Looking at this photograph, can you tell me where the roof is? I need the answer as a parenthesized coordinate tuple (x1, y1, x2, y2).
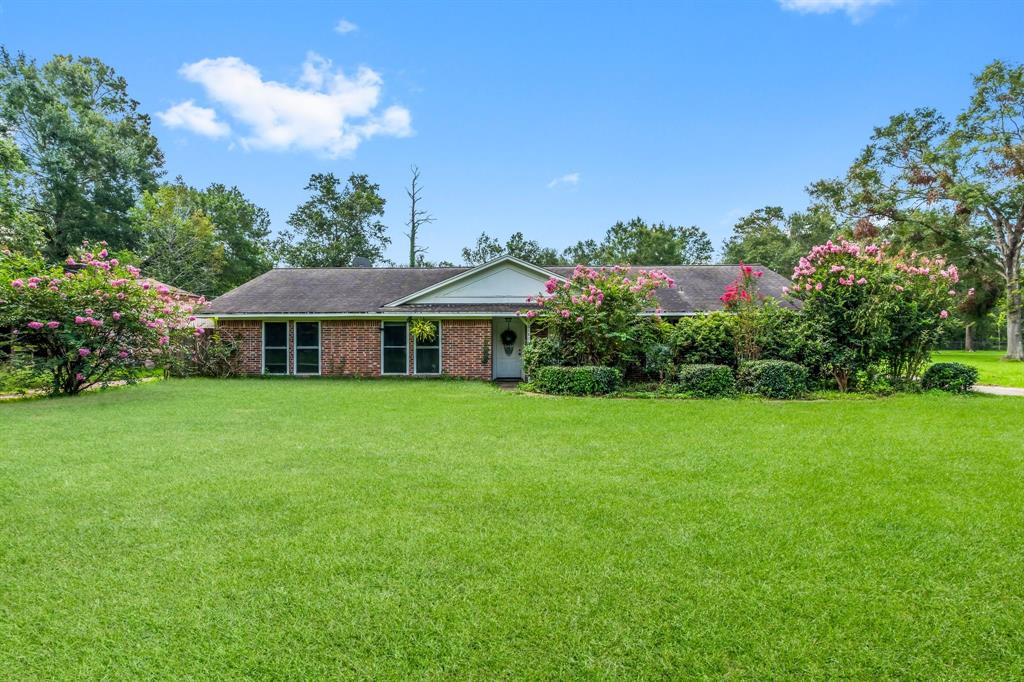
(200, 258, 794, 316)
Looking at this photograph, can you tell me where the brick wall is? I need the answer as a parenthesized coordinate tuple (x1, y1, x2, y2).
(322, 320, 381, 376)
(217, 320, 262, 375)
(442, 319, 492, 379)
(215, 318, 493, 380)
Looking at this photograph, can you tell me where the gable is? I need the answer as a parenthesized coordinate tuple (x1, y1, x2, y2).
(404, 262, 553, 304)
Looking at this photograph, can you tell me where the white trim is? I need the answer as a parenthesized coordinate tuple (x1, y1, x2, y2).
(261, 321, 289, 375)
(383, 255, 566, 307)
(380, 321, 409, 376)
(293, 320, 321, 376)
(413, 320, 442, 375)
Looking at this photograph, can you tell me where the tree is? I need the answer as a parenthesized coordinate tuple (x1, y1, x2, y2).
(198, 184, 273, 292)
(563, 218, 713, 265)
(0, 50, 163, 260)
(129, 182, 224, 295)
(0, 136, 43, 253)
(809, 60, 1024, 359)
(274, 173, 390, 267)
(405, 165, 434, 267)
(461, 231, 564, 265)
(0, 244, 195, 395)
(721, 206, 834, 273)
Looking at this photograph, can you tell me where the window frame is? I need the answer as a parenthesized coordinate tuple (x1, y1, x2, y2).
(262, 321, 289, 375)
(293, 320, 321, 376)
(380, 321, 409, 375)
(413, 320, 442, 375)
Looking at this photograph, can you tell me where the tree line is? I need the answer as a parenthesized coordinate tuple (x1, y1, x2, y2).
(2, 48, 1022, 356)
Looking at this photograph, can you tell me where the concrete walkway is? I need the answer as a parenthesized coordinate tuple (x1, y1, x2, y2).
(973, 384, 1024, 397)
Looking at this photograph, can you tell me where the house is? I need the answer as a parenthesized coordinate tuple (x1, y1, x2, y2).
(198, 256, 792, 380)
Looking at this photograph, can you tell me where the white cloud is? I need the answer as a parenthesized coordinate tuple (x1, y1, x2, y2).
(335, 18, 358, 34)
(174, 53, 412, 157)
(156, 100, 230, 138)
(778, 0, 890, 22)
(547, 172, 580, 189)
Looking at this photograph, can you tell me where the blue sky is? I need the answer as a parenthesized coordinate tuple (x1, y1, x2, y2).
(2, 0, 1023, 264)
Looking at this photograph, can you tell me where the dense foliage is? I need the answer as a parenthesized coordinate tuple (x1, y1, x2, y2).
(921, 362, 980, 394)
(738, 360, 809, 399)
(531, 365, 622, 395)
(522, 265, 674, 370)
(787, 240, 959, 390)
(0, 244, 197, 394)
(676, 364, 736, 398)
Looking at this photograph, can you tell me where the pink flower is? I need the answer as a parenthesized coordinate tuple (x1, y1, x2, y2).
(118, 351, 129, 359)
(141, 282, 151, 290)
(159, 336, 169, 346)
(26, 321, 44, 330)
(157, 285, 169, 295)
(78, 348, 91, 357)
(560, 309, 571, 318)
(75, 373, 85, 382)
(194, 328, 205, 336)
(10, 279, 23, 288)
(948, 289, 956, 296)
(99, 249, 108, 258)
(89, 318, 103, 327)
(815, 282, 823, 291)
(75, 316, 86, 325)
(112, 311, 122, 321)
(46, 321, 60, 329)
(856, 278, 867, 285)
(939, 310, 949, 319)
(65, 257, 76, 266)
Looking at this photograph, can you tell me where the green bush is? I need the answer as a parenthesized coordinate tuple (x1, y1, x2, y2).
(738, 360, 808, 399)
(532, 365, 622, 396)
(677, 364, 736, 398)
(522, 336, 562, 378)
(921, 362, 979, 394)
(671, 313, 738, 367)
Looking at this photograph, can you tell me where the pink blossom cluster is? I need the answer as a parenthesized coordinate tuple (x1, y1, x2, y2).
(522, 265, 674, 321)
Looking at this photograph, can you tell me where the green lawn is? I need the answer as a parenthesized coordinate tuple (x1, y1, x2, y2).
(2, 380, 1023, 679)
(932, 350, 1024, 388)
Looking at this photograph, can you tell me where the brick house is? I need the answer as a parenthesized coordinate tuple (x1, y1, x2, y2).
(199, 256, 791, 380)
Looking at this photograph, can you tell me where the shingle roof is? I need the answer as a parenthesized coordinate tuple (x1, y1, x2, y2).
(201, 263, 793, 315)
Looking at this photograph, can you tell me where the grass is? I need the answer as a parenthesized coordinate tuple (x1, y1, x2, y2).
(932, 350, 1024, 388)
(2, 379, 1023, 679)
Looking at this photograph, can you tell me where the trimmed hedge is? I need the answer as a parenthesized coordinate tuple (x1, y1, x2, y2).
(738, 360, 808, 399)
(677, 364, 736, 398)
(921, 362, 979, 394)
(532, 366, 622, 396)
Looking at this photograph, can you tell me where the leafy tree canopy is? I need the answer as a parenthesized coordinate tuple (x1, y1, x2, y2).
(461, 231, 563, 265)
(721, 206, 834, 274)
(563, 218, 713, 265)
(0, 49, 163, 260)
(274, 173, 390, 268)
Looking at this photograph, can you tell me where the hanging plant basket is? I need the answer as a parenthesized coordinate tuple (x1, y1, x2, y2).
(410, 319, 438, 343)
(500, 328, 517, 355)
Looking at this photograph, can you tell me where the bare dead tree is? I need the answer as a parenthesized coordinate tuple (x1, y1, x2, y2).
(405, 165, 435, 267)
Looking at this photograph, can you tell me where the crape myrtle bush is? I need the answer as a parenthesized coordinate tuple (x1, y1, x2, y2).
(921, 362, 979, 394)
(677, 364, 736, 398)
(0, 243, 202, 394)
(532, 365, 622, 396)
(521, 264, 674, 370)
(787, 240, 959, 391)
(738, 360, 809, 399)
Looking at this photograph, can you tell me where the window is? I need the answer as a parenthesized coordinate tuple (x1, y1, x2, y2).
(414, 321, 441, 375)
(381, 322, 408, 374)
(263, 322, 288, 375)
(295, 321, 320, 375)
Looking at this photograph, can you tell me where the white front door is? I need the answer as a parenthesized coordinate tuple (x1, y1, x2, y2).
(492, 318, 526, 379)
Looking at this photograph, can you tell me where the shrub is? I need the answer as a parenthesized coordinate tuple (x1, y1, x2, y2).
(677, 364, 736, 398)
(522, 265, 675, 371)
(738, 360, 808, 399)
(164, 331, 240, 378)
(787, 240, 959, 390)
(0, 243, 198, 394)
(921, 362, 979, 394)
(522, 336, 561, 378)
(671, 312, 737, 367)
(643, 341, 674, 381)
(532, 365, 622, 395)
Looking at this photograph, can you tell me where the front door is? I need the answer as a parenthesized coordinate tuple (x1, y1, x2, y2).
(492, 318, 526, 379)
